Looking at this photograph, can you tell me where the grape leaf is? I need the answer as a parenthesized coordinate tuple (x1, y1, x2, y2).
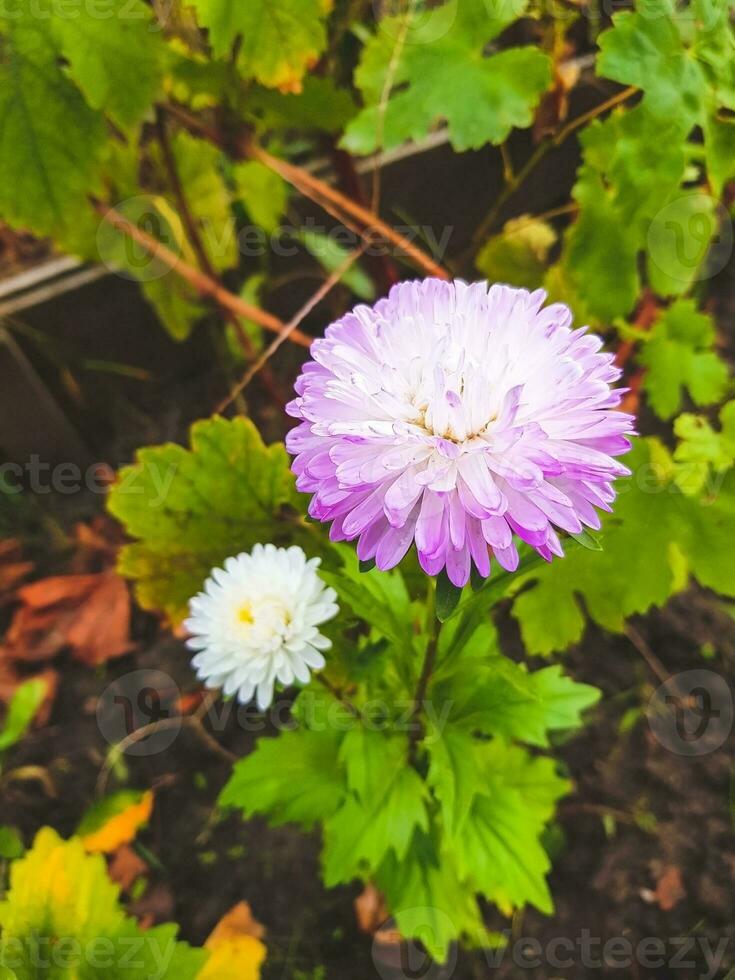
(107, 417, 303, 623)
(564, 166, 640, 321)
(191, 0, 329, 91)
(342, 0, 552, 153)
(673, 403, 735, 496)
(597, 0, 708, 128)
(640, 299, 728, 419)
(219, 728, 346, 828)
(0, 15, 105, 239)
(0, 828, 205, 978)
(511, 439, 735, 654)
(51, 0, 163, 129)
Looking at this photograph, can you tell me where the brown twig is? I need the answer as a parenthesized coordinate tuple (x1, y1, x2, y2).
(158, 102, 450, 281)
(248, 142, 451, 281)
(467, 85, 639, 256)
(216, 245, 367, 413)
(93, 200, 312, 348)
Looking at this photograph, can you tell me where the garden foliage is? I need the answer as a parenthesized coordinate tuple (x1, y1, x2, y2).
(1, 0, 734, 964)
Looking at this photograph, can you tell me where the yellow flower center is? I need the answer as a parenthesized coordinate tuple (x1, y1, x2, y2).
(237, 602, 255, 625)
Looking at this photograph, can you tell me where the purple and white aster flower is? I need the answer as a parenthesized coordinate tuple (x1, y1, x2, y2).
(286, 279, 635, 587)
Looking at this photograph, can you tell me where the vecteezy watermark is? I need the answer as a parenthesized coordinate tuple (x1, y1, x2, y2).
(0, 457, 177, 504)
(96, 670, 454, 756)
(648, 669, 733, 757)
(373, 908, 458, 980)
(95, 199, 454, 280)
(647, 193, 733, 287)
(0, 934, 178, 979)
(373, 924, 729, 980)
(97, 669, 182, 757)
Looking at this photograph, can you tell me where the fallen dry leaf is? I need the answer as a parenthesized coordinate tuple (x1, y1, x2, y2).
(108, 844, 149, 892)
(3, 569, 131, 666)
(82, 789, 154, 854)
(355, 883, 389, 935)
(200, 902, 267, 980)
(655, 865, 686, 911)
(206, 902, 266, 944)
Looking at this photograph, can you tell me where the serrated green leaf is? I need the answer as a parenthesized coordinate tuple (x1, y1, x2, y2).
(511, 438, 735, 654)
(245, 76, 357, 134)
(597, 2, 708, 128)
(51, 0, 162, 129)
(640, 299, 727, 419)
(376, 829, 487, 962)
(343, 0, 551, 154)
(191, 0, 328, 91)
(219, 728, 346, 828)
(107, 416, 303, 623)
(0, 15, 106, 239)
(323, 766, 428, 885)
(673, 403, 735, 496)
(564, 165, 640, 321)
(435, 662, 599, 747)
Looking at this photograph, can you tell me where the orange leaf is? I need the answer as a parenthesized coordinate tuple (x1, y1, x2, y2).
(82, 790, 154, 854)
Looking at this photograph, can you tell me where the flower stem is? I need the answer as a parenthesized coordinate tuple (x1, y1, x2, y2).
(408, 582, 441, 763)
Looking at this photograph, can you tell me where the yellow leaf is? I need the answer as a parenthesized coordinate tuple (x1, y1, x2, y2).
(198, 901, 266, 980)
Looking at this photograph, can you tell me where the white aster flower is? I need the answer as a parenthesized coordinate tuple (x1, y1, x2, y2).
(185, 544, 338, 711)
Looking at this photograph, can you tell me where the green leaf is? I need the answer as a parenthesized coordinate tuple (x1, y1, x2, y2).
(564, 165, 640, 321)
(220, 728, 346, 828)
(323, 767, 428, 884)
(673, 403, 735, 496)
(323, 731, 428, 884)
(245, 76, 357, 134)
(234, 161, 289, 234)
(435, 570, 463, 622)
(476, 216, 556, 290)
(426, 729, 487, 835)
(0, 679, 46, 755)
(597, 1, 708, 128)
(0, 828, 205, 978)
(191, 0, 329, 90)
(297, 228, 376, 302)
(51, 0, 162, 129)
(645, 191, 719, 297)
(0, 15, 106, 239)
(343, 0, 552, 154)
(321, 545, 415, 656)
(376, 829, 487, 962)
(511, 438, 735, 654)
(107, 416, 303, 623)
(0, 827, 24, 860)
(436, 662, 600, 747)
(154, 132, 238, 273)
(448, 743, 569, 917)
(640, 299, 728, 419)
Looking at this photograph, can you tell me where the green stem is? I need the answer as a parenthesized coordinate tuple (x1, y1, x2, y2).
(408, 581, 441, 763)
